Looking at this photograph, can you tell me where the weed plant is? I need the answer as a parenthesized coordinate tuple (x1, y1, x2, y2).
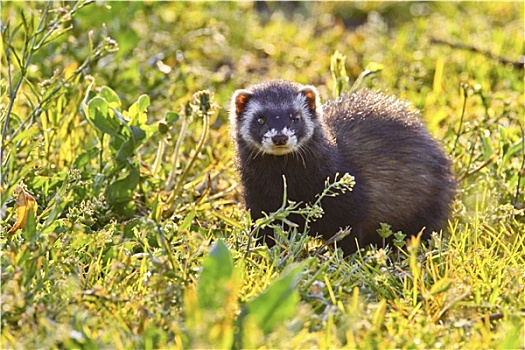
(1, 2, 524, 349)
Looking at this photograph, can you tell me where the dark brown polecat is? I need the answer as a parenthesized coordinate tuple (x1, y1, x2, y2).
(230, 80, 456, 255)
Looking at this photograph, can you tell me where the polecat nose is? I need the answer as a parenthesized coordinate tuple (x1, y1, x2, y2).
(272, 134, 288, 146)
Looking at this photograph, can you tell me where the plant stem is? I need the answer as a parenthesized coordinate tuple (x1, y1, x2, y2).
(165, 113, 189, 191)
(166, 103, 211, 213)
(452, 83, 468, 156)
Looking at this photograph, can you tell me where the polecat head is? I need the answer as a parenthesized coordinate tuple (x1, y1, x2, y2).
(230, 80, 323, 156)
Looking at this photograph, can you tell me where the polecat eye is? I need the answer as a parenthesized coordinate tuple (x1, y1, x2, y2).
(291, 114, 301, 122)
(257, 117, 266, 125)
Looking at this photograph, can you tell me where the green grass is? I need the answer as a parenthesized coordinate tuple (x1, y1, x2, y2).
(1, 1, 524, 349)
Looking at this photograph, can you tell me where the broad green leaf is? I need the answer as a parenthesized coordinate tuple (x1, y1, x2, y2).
(115, 139, 135, 161)
(114, 126, 146, 161)
(111, 107, 128, 124)
(137, 94, 150, 113)
(241, 264, 303, 335)
(128, 94, 149, 126)
(73, 148, 99, 170)
(87, 97, 120, 136)
(105, 167, 140, 205)
(129, 125, 146, 144)
(165, 111, 179, 123)
(109, 132, 127, 157)
(197, 240, 234, 311)
(99, 86, 121, 108)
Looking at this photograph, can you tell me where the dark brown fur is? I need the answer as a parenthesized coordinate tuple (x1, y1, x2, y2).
(230, 80, 456, 254)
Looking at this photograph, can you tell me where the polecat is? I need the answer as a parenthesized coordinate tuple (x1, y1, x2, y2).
(230, 80, 456, 255)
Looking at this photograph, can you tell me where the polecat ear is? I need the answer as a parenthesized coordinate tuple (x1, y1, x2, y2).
(298, 86, 320, 112)
(232, 89, 254, 116)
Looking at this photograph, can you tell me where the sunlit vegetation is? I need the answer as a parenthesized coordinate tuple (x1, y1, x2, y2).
(1, 2, 523, 348)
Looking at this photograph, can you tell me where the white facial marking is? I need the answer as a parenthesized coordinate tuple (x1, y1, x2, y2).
(236, 99, 264, 147)
(261, 128, 278, 152)
(282, 127, 298, 146)
(259, 127, 299, 155)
